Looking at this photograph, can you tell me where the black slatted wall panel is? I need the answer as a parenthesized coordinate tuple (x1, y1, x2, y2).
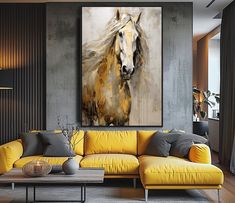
(0, 4, 46, 144)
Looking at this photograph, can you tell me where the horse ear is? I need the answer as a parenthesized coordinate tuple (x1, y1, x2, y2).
(116, 9, 120, 21)
(134, 12, 142, 24)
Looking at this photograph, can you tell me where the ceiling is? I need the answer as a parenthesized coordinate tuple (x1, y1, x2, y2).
(0, 0, 233, 41)
(192, 0, 233, 41)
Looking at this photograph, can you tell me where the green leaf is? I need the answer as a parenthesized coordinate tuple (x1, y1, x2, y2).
(207, 90, 211, 97)
(193, 87, 201, 94)
(215, 96, 220, 103)
(210, 101, 216, 106)
(203, 100, 213, 108)
(203, 91, 208, 99)
(200, 111, 207, 119)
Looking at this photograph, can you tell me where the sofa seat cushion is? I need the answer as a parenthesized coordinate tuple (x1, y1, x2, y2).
(80, 154, 139, 175)
(14, 155, 83, 168)
(139, 155, 224, 186)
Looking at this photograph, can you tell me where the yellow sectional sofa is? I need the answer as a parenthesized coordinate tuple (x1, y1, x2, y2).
(0, 130, 224, 202)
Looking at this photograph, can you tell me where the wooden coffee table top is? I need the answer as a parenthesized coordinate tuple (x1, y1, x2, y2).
(0, 168, 104, 184)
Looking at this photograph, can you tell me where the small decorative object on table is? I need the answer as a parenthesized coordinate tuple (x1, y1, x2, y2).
(62, 157, 79, 175)
(22, 160, 52, 177)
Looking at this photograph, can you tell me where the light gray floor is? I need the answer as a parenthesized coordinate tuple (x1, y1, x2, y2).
(0, 179, 210, 203)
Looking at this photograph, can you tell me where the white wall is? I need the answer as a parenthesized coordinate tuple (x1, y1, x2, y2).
(208, 39, 220, 118)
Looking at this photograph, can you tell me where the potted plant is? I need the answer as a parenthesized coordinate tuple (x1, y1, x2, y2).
(193, 87, 220, 120)
(57, 115, 83, 150)
(193, 87, 220, 137)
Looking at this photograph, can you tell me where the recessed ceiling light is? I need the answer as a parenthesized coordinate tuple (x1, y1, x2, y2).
(206, 0, 216, 8)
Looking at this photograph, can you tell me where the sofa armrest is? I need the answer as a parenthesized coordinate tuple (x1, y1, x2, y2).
(189, 144, 211, 164)
(0, 139, 23, 174)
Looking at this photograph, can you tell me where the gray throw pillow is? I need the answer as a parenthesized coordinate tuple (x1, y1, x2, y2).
(40, 133, 75, 157)
(145, 132, 172, 157)
(170, 133, 208, 158)
(20, 132, 43, 157)
(170, 129, 186, 134)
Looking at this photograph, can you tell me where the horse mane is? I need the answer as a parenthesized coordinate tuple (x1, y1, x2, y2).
(82, 13, 149, 76)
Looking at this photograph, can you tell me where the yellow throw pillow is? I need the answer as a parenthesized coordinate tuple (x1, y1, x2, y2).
(0, 140, 23, 174)
(189, 144, 211, 164)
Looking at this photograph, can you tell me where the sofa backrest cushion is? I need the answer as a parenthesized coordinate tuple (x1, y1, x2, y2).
(137, 131, 156, 155)
(85, 131, 137, 155)
(71, 130, 85, 156)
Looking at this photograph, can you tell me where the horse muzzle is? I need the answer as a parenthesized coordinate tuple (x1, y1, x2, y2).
(121, 65, 135, 80)
(121, 73, 131, 80)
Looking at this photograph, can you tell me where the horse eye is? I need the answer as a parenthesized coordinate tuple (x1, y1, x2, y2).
(119, 32, 123, 38)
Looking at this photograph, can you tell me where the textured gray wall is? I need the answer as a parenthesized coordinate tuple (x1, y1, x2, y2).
(46, 4, 80, 128)
(46, 3, 193, 132)
(162, 4, 193, 132)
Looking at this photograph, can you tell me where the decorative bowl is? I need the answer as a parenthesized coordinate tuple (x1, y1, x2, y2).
(22, 160, 52, 177)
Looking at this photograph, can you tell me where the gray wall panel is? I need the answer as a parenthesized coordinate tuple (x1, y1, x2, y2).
(46, 4, 80, 129)
(162, 4, 193, 131)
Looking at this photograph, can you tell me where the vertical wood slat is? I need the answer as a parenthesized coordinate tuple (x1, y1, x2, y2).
(0, 4, 46, 144)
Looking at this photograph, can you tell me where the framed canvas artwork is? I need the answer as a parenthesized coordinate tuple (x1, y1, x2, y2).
(82, 7, 162, 126)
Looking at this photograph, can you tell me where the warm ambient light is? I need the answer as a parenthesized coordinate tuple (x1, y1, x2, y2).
(0, 87, 13, 90)
(0, 68, 13, 90)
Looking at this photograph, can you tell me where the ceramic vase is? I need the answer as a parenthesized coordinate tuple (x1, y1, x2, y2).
(62, 157, 79, 175)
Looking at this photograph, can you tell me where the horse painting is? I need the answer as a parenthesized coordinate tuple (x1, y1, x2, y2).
(82, 9, 149, 126)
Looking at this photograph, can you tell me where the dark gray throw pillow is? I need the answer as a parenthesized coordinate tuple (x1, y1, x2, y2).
(20, 132, 43, 157)
(39, 132, 75, 157)
(145, 132, 172, 157)
(170, 133, 208, 158)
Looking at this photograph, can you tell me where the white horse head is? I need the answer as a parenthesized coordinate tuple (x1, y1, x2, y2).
(115, 10, 142, 80)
